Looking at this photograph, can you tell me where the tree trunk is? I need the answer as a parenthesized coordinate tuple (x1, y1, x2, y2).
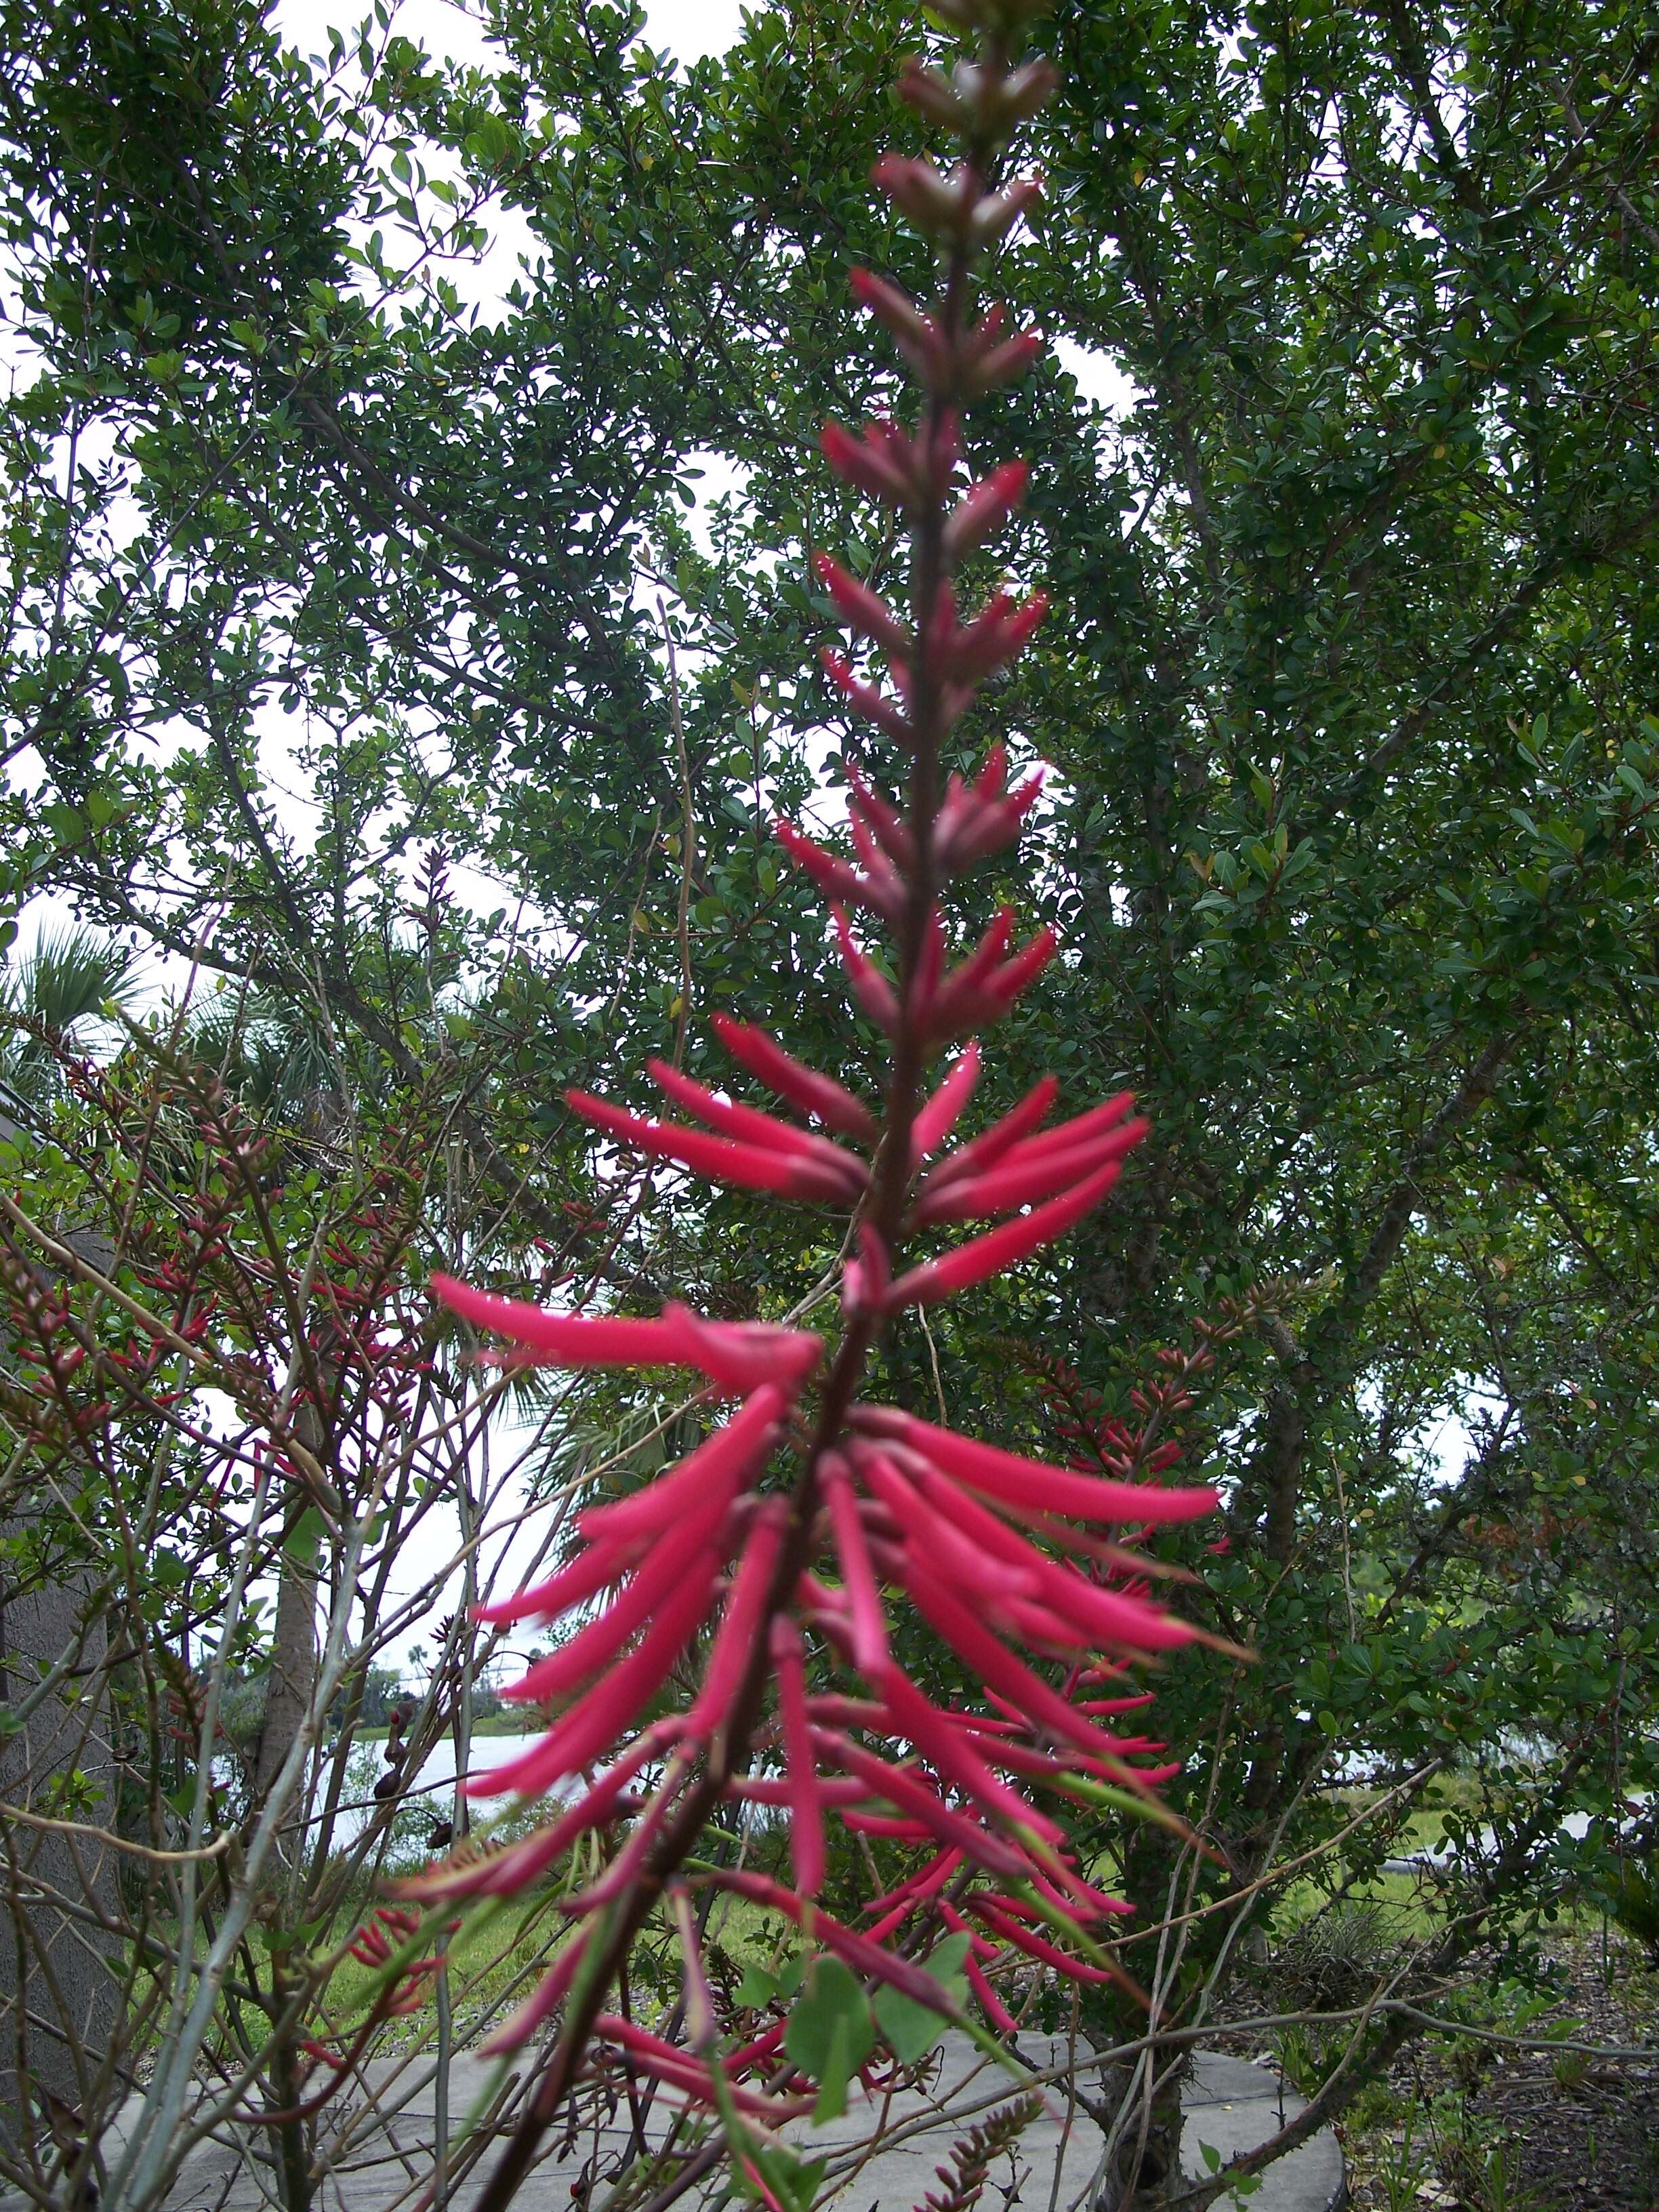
(0, 1568, 121, 2164)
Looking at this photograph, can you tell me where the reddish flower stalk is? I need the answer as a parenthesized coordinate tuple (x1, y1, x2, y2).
(422, 9, 1225, 2206)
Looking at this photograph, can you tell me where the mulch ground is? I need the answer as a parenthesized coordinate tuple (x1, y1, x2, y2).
(1334, 1925, 1659, 2212)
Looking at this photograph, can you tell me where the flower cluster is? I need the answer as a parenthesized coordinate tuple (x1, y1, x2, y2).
(416, 0, 1221, 2184)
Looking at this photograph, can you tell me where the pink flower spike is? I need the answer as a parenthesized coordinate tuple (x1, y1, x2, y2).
(686, 1501, 787, 1736)
(863, 1847, 962, 1920)
(912, 1042, 981, 1162)
(889, 1160, 1127, 1307)
(943, 461, 1029, 562)
(712, 1876, 975, 2012)
(401, 1727, 676, 1901)
(567, 1088, 863, 1204)
(772, 1615, 825, 1898)
(831, 907, 901, 1032)
(946, 907, 1015, 998)
(823, 1452, 890, 1673)
(899, 1558, 1134, 1761)
(579, 1384, 786, 1545)
(895, 1466, 1189, 1658)
(663, 1304, 824, 1398)
(911, 901, 948, 1025)
(855, 1406, 1220, 1526)
(728, 1773, 870, 1809)
(564, 1769, 684, 1913)
(822, 649, 915, 745)
(926, 1075, 1058, 1190)
(712, 1012, 877, 1141)
(914, 1119, 1149, 1224)
(966, 1901, 1116, 1984)
(467, 1559, 720, 1799)
(820, 419, 913, 506)
(996, 1091, 1139, 1168)
(870, 152, 972, 234)
(814, 552, 912, 657)
(595, 2018, 809, 2118)
(972, 175, 1044, 249)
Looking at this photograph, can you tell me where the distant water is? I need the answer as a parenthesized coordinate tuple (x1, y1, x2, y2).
(327, 1733, 557, 1849)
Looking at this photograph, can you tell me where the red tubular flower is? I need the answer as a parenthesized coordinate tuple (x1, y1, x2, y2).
(430, 1274, 823, 1400)
(775, 817, 904, 924)
(887, 1158, 1126, 1305)
(577, 1384, 788, 1546)
(481, 1931, 590, 2055)
(851, 1406, 1219, 1525)
(594, 2017, 811, 2118)
(823, 1452, 890, 1674)
(822, 647, 915, 745)
(878, 1660, 1063, 1840)
(567, 1086, 866, 1204)
(943, 459, 1029, 560)
(914, 1111, 1149, 1223)
(831, 907, 901, 1031)
(685, 1500, 788, 1735)
(939, 588, 1049, 682)
(971, 174, 1044, 248)
(821, 418, 912, 505)
(964, 1899, 1116, 1984)
(503, 1502, 730, 1707)
(849, 266, 948, 381)
(870, 152, 975, 234)
(819, 1731, 1035, 1876)
(840, 1221, 893, 1318)
(716, 1870, 971, 2013)
(402, 1729, 676, 1902)
(814, 551, 912, 657)
(924, 920, 1057, 1037)
(771, 1614, 825, 1897)
(346, 1908, 447, 2016)
(846, 758, 916, 870)
(469, 1562, 722, 1801)
(471, 1536, 636, 1631)
(711, 1010, 877, 1140)
(927, 1072, 1059, 1186)
(647, 1057, 869, 1170)
(912, 1042, 981, 1161)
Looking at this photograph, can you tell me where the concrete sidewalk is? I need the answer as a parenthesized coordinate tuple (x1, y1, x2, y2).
(102, 2033, 1340, 2212)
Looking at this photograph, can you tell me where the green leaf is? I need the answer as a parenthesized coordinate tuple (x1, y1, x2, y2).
(869, 1944, 966, 2066)
(741, 2142, 828, 2212)
(872, 1982, 949, 2064)
(785, 1956, 872, 2123)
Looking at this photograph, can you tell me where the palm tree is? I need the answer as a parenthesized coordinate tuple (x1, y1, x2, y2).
(0, 922, 137, 1136)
